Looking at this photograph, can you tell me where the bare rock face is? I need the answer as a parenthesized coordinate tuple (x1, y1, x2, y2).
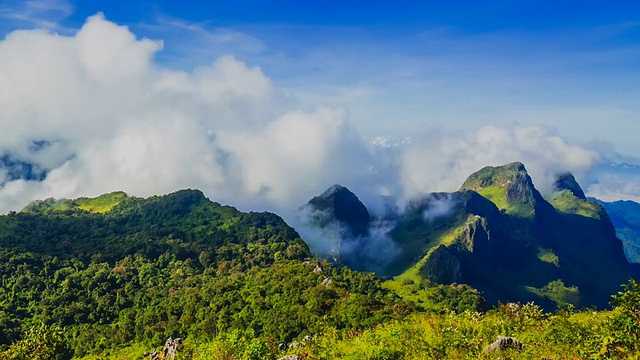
(278, 356, 299, 360)
(145, 337, 182, 359)
(483, 336, 524, 352)
(420, 245, 461, 284)
(163, 337, 182, 358)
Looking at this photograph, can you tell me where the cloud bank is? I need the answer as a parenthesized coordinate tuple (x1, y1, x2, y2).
(0, 14, 638, 219)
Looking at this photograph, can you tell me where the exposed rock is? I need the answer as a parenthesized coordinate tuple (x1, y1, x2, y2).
(321, 277, 332, 287)
(144, 350, 160, 360)
(163, 337, 182, 359)
(483, 336, 524, 352)
(303, 335, 313, 342)
(420, 245, 461, 284)
(313, 266, 323, 274)
(278, 356, 299, 360)
(288, 341, 301, 349)
(278, 342, 288, 351)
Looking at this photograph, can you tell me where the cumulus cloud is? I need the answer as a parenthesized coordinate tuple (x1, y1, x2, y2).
(398, 126, 602, 202)
(0, 13, 382, 214)
(0, 12, 637, 224)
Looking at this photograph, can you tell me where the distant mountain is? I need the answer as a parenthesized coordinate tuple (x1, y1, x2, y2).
(300, 184, 374, 270)
(304, 184, 371, 238)
(592, 198, 640, 264)
(302, 162, 636, 309)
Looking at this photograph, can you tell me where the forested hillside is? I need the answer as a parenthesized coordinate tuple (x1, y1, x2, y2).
(0, 190, 409, 357)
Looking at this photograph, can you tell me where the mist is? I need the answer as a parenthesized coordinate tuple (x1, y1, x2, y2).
(292, 205, 399, 273)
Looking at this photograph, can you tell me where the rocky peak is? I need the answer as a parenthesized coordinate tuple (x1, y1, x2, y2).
(305, 184, 371, 237)
(553, 173, 586, 199)
(460, 162, 543, 217)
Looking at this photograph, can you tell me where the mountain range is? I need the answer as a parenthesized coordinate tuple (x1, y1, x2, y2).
(592, 198, 640, 265)
(1, 166, 640, 357)
(301, 162, 638, 309)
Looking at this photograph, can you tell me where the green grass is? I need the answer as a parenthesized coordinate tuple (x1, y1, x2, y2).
(21, 191, 129, 214)
(72, 192, 128, 213)
(78, 343, 149, 359)
(460, 162, 536, 218)
(547, 190, 603, 219)
(537, 248, 560, 267)
(525, 279, 580, 307)
(391, 216, 470, 284)
(475, 185, 534, 218)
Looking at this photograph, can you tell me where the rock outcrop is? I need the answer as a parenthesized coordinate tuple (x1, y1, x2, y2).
(483, 336, 524, 352)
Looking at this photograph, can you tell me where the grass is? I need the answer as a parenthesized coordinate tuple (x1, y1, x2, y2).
(537, 248, 560, 267)
(78, 343, 149, 359)
(475, 184, 534, 218)
(547, 190, 603, 219)
(525, 279, 580, 307)
(384, 215, 481, 307)
(72, 192, 128, 213)
(390, 215, 471, 283)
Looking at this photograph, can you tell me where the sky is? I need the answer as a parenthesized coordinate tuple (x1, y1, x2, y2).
(0, 0, 639, 216)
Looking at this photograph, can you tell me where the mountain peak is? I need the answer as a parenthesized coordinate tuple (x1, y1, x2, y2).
(319, 184, 351, 198)
(553, 173, 586, 199)
(460, 162, 541, 217)
(305, 184, 371, 237)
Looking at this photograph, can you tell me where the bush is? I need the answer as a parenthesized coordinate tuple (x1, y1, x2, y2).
(0, 324, 72, 360)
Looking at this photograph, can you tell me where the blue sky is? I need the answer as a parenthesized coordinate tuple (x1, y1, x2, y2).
(0, 0, 639, 210)
(51, 0, 640, 150)
(2, 1, 639, 147)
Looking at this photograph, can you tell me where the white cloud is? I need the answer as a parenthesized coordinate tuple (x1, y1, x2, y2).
(398, 126, 601, 202)
(0, 14, 379, 214)
(0, 13, 637, 220)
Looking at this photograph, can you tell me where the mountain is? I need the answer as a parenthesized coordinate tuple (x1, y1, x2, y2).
(304, 184, 371, 238)
(0, 189, 406, 357)
(593, 198, 640, 264)
(303, 162, 635, 309)
(299, 184, 374, 270)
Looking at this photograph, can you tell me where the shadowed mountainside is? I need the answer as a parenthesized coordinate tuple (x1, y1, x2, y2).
(303, 162, 635, 309)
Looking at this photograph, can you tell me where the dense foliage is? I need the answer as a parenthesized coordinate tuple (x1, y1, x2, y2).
(9, 280, 636, 359)
(0, 190, 406, 357)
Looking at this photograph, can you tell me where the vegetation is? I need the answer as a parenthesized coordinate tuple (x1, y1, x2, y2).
(548, 190, 605, 219)
(459, 162, 536, 217)
(0, 181, 638, 359)
(3, 281, 640, 359)
(0, 190, 406, 358)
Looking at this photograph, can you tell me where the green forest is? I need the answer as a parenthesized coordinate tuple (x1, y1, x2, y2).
(0, 190, 638, 359)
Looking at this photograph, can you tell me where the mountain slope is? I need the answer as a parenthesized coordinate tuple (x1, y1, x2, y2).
(593, 198, 640, 264)
(303, 163, 635, 309)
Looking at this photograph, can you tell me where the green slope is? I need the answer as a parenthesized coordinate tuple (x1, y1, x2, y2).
(380, 164, 635, 310)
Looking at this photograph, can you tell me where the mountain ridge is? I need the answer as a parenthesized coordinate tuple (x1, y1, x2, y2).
(303, 162, 636, 309)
